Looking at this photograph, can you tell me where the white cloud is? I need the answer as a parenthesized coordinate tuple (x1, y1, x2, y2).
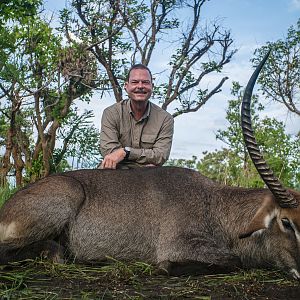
(290, 0, 300, 10)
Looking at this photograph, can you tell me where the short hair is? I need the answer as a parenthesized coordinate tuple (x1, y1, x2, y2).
(126, 64, 153, 82)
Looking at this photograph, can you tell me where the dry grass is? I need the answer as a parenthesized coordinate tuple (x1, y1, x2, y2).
(0, 259, 298, 299)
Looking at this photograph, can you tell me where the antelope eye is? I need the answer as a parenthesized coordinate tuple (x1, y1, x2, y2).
(281, 218, 294, 231)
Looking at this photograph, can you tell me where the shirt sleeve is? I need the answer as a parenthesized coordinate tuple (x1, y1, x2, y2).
(99, 107, 123, 157)
(129, 114, 174, 166)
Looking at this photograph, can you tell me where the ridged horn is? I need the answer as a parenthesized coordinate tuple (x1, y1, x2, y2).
(241, 49, 298, 208)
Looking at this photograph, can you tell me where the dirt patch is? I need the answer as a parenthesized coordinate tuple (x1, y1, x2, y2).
(0, 260, 299, 299)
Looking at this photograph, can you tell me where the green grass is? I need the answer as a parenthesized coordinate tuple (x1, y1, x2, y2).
(0, 259, 297, 299)
(0, 259, 154, 299)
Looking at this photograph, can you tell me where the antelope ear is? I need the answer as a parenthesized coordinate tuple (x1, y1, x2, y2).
(239, 196, 278, 239)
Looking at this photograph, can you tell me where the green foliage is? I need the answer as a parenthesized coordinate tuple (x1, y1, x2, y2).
(170, 83, 300, 189)
(197, 84, 300, 188)
(60, 0, 134, 92)
(0, 185, 17, 207)
(215, 82, 264, 153)
(23, 153, 44, 184)
(253, 18, 300, 116)
(0, 1, 100, 185)
(0, 0, 43, 72)
(165, 156, 198, 169)
(0, 0, 42, 24)
(56, 109, 101, 169)
(198, 148, 250, 186)
(63, 0, 236, 115)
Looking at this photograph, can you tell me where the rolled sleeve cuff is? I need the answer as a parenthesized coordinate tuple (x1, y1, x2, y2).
(128, 148, 168, 166)
(128, 148, 144, 161)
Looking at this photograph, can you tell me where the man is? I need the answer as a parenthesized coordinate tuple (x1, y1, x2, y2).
(99, 64, 174, 169)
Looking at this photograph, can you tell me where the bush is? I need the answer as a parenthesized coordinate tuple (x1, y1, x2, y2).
(0, 185, 16, 208)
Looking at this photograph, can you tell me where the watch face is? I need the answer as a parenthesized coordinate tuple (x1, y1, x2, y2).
(124, 147, 130, 160)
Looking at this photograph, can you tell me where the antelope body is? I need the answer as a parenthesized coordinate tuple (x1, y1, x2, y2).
(0, 167, 300, 279)
(0, 51, 300, 279)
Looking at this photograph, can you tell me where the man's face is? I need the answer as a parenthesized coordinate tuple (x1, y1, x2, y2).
(125, 68, 153, 103)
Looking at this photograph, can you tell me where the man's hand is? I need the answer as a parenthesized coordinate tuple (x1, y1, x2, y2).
(100, 148, 126, 169)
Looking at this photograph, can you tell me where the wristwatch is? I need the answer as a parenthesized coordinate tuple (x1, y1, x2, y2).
(124, 147, 131, 160)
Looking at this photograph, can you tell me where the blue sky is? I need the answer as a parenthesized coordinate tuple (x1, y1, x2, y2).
(170, 0, 300, 158)
(44, 0, 300, 159)
(204, 0, 300, 44)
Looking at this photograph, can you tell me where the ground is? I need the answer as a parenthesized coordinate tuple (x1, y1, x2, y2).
(0, 259, 300, 299)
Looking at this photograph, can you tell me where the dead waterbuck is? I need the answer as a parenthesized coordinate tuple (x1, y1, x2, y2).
(0, 52, 300, 279)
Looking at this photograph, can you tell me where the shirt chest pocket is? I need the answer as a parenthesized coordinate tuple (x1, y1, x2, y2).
(141, 134, 157, 149)
(119, 129, 131, 147)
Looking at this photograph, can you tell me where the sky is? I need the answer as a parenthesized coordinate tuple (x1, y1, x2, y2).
(44, 0, 300, 159)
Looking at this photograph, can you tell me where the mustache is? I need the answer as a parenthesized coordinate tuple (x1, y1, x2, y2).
(133, 89, 147, 94)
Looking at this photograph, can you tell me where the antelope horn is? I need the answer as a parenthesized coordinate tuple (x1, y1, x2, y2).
(241, 49, 298, 208)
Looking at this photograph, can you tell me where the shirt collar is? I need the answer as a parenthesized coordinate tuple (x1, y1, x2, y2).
(127, 100, 151, 121)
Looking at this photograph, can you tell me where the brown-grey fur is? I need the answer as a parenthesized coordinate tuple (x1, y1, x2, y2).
(2, 51, 299, 279)
(1, 167, 300, 279)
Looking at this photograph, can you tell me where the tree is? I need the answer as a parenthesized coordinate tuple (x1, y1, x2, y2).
(61, 0, 237, 117)
(56, 109, 101, 170)
(0, 0, 43, 186)
(0, 1, 99, 186)
(196, 82, 300, 188)
(168, 82, 300, 189)
(165, 155, 198, 169)
(253, 18, 300, 117)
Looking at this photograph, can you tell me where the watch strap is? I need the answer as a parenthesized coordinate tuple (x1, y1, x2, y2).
(124, 147, 130, 160)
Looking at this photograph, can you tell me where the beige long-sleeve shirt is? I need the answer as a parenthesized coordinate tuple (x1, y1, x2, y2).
(100, 100, 174, 167)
